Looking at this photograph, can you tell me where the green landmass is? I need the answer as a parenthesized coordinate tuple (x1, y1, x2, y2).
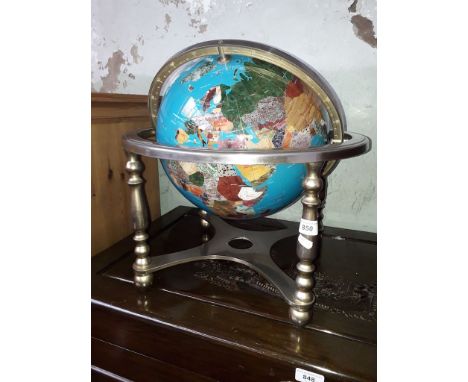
(221, 59, 292, 130)
(184, 119, 197, 134)
(189, 171, 204, 186)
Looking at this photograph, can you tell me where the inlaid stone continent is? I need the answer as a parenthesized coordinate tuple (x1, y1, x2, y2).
(156, 54, 332, 219)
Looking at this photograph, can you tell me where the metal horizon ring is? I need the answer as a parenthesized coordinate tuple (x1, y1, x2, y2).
(123, 128, 371, 165)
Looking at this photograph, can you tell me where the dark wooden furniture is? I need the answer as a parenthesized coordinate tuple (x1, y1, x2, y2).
(92, 207, 376, 381)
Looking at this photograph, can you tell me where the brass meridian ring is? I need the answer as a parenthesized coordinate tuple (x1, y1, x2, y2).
(148, 39, 347, 175)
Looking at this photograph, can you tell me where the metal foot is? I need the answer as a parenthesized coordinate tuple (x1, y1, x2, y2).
(126, 153, 153, 290)
(290, 162, 324, 326)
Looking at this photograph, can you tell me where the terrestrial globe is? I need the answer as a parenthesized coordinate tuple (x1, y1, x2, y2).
(153, 42, 345, 219)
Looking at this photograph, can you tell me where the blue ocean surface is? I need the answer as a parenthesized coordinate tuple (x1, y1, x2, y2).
(157, 54, 253, 147)
(156, 54, 313, 218)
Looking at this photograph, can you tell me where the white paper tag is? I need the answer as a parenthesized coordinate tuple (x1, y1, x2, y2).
(299, 219, 318, 236)
(295, 368, 324, 382)
(298, 234, 313, 249)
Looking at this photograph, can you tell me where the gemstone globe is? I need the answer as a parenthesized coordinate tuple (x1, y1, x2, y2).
(156, 54, 331, 219)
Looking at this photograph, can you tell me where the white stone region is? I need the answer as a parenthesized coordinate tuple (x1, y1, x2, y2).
(238, 187, 263, 201)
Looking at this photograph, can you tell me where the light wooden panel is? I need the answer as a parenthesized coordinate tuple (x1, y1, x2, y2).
(91, 93, 160, 256)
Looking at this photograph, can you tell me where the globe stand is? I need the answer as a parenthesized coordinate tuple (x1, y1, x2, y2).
(123, 128, 370, 326)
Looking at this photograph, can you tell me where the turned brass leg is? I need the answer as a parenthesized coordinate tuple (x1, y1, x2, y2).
(126, 153, 153, 289)
(290, 162, 324, 326)
(198, 209, 210, 243)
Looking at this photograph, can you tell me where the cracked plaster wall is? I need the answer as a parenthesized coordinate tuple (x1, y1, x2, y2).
(92, 0, 377, 232)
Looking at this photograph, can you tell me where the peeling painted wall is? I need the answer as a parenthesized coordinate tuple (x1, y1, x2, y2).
(92, 0, 377, 232)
